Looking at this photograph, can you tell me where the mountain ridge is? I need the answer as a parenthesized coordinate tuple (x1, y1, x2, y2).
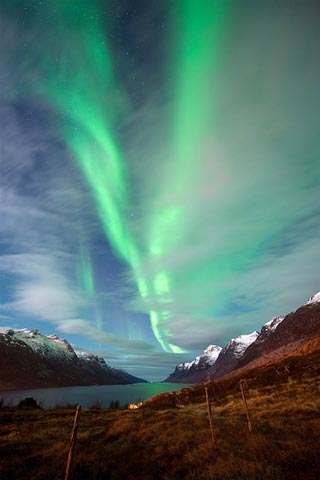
(0, 328, 146, 390)
(165, 292, 320, 384)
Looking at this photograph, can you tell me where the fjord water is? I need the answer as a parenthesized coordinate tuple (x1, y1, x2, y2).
(0, 383, 191, 408)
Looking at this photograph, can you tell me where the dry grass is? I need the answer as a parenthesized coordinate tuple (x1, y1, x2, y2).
(0, 375, 319, 479)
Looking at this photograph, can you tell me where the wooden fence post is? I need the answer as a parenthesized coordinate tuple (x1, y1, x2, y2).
(205, 383, 217, 453)
(239, 380, 252, 433)
(65, 405, 81, 480)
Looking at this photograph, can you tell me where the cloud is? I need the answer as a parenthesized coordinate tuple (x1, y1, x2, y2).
(58, 318, 155, 352)
(0, 93, 90, 324)
(82, 347, 190, 382)
(0, 27, 96, 333)
(0, 253, 83, 318)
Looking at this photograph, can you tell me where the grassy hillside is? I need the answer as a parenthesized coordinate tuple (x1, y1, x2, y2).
(0, 372, 319, 479)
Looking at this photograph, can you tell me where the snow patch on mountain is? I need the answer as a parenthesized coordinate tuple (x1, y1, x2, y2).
(305, 292, 320, 305)
(262, 316, 284, 334)
(1, 329, 116, 373)
(77, 351, 110, 369)
(225, 331, 259, 356)
(3, 328, 76, 360)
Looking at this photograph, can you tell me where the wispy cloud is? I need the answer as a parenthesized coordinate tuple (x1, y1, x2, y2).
(83, 347, 189, 382)
(0, 23, 94, 334)
(58, 318, 155, 352)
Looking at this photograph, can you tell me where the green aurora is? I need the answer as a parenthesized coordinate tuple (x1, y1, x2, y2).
(18, 0, 232, 353)
(146, 1, 231, 349)
(36, 0, 175, 351)
(2, 0, 320, 365)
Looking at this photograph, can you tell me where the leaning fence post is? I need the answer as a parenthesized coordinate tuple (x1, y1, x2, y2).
(239, 379, 252, 432)
(205, 383, 217, 453)
(65, 405, 81, 480)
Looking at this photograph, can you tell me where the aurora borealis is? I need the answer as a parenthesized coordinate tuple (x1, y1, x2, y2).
(1, 1, 320, 380)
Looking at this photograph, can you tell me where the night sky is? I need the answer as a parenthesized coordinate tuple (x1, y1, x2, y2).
(1, 0, 320, 381)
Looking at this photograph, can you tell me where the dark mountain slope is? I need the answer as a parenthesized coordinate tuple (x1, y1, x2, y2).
(0, 329, 146, 390)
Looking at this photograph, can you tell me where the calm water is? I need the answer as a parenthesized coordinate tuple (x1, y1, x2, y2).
(0, 383, 191, 409)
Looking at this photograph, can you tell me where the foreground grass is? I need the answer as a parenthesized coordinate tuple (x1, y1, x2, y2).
(0, 375, 319, 479)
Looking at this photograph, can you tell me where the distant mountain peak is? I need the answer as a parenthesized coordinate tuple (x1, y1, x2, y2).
(261, 316, 284, 335)
(194, 344, 222, 365)
(174, 344, 222, 376)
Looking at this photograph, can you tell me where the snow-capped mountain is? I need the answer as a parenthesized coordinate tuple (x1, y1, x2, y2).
(165, 334, 258, 383)
(222, 332, 259, 357)
(12, 329, 76, 359)
(166, 345, 222, 382)
(0, 329, 146, 390)
(178, 345, 222, 371)
(208, 331, 259, 379)
(165, 292, 320, 384)
(237, 296, 320, 369)
(260, 316, 285, 335)
(232, 316, 284, 369)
